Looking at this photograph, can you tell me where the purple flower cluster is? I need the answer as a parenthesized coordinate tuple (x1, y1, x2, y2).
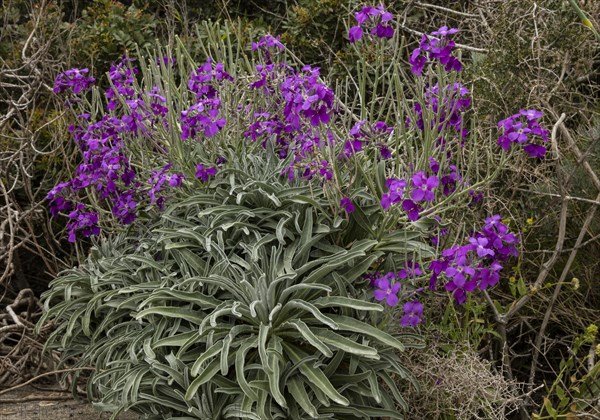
(281, 65, 335, 128)
(53, 68, 95, 95)
(245, 54, 336, 181)
(195, 164, 217, 182)
(252, 34, 285, 64)
(369, 261, 425, 327)
(146, 87, 169, 120)
(105, 57, 138, 111)
(47, 182, 73, 217)
(381, 171, 439, 221)
(348, 5, 394, 43)
(341, 120, 394, 159)
(429, 215, 519, 303)
(104, 58, 172, 131)
(66, 204, 100, 243)
(409, 26, 462, 76)
(47, 114, 140, 240)
(181, 99, 225, 140)
(181, 59, 233, 141)
(187, 59, 233, 100)
(401, 300, 424, 327)
(47, 57, 192, 242)
(381, 159, 465, 220)
(410, 82, 471, 141)
(497, 109, 549, 158)
(148, 164, 185, 207)
(286, 157, 333, 182)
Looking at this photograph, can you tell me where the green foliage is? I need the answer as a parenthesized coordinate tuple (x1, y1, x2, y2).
(38, 155, 423, 418)
(533, 325, 600, 419)
(70, 0, 157, 71)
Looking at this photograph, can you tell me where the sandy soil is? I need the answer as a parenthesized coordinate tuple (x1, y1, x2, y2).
(0, 387, 139, 420)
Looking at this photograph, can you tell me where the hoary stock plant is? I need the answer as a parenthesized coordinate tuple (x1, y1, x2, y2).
(39, 153, 426, 418)
(38, 6, 543, 419)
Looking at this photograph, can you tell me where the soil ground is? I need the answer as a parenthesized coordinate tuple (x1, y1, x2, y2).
(0, 386, 138, 420)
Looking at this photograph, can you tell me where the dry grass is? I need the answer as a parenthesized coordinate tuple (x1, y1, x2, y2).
(399, 345, 523, 419)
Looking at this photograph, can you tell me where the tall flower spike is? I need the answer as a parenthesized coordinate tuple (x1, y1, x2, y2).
(409, 26, 462, 76)
(348, 5, 394, 43)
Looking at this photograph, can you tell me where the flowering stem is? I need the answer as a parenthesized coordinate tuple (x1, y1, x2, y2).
(567, 0, 600, 42)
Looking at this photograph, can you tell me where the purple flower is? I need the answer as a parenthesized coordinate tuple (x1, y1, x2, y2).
(484, 215, 503, 230)
(181, 99, 226, 141)
(378, 144, 392, 160)
(402, 200, 420, 222)
(168, 173, 185, 187)
(373, 22, 394, 39)
(66, 204, 101, 243)
(497, 110, 548, 158)
(469, 237, 495, 258)
(355, 6, 375, 24)
(478, 262, 503, 289)
(373, 277, 401, 307)
(317, 160, 333, 181)
(400, 300, 424, 327)
(195, 164, 217, 182)
(252, 34, 285, 51)
(111, 190, 138, 224)
(373, 121, 393, 134)
(410, 171, 439, 202)
(156, 56, 176, 66)
(520, 109, 543, 120)
(348, 26, 364, 43)
(440, 165, 460, 196)
(445, 260, 476, 285)
(398, 260, 423, 279)
(340, 197, 355, 214)
(444, 269, 478, 304)
(349, 5, 394, 43)
(342, 139, 365, 157)
(409, 27, 462, 76)
(402, 199, 420, 221)
(429, 157, 440, 174)
(53, 68, 95, 95)
(523, 143, 547, 158)
(431, 26, 459, 37)
(410, 48, 427, 76)
(428, 259, 448, 290)
(252, 35, 285, 63)
(381, 178, 406, 209)
(47, 181, 73, 217)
